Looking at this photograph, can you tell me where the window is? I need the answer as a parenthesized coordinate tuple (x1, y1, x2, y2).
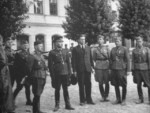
(34, 0, 43, 14)
(50, 0, 58, 15)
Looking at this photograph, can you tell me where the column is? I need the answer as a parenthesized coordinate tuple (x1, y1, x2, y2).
(29, 35, 35, 53)
(57, 0, 65, 16)
(43, 0, 50, 15)
(28, 1, 34, 14)
(44, 35, 52, 51)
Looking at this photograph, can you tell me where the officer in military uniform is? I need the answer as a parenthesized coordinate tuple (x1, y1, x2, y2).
(30, 40, 47, 113)
(93, 35, 110, 102)
(0, 35, 15, 113)
(13, 40, 32, 105)
(5, 37, 16, 86)
(132, 35, 150, 104)
(48, 34, 74, 112)
(110, 36, 130, 106)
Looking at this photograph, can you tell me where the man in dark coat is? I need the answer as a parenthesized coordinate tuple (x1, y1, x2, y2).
(30, 40, 47, 113)
(110, 36, 130, 106)
(0, 35, 15, 113)
(48, 34, 74, 112)
(13, 40, 32, 105)
(72, 34, 95, 106)
(132, 35, 150, 104)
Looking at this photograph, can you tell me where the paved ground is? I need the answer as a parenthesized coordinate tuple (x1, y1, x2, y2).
(14, 74, 150, 113)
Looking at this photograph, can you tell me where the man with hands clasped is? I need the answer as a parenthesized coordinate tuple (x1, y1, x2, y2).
(48, 34, 74, 112)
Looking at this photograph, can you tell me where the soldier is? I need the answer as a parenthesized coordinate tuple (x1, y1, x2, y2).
(70, 43, 74, 52)
(13, 40, 32, 105)
(132, 35, 150, 104)
(30, 40, 47, 113)
(48, 34, 74, 112)
(110, 36, 130, 106)
(5, 37, 16, 86)
(0, 35, 15, 113)
(93, 35, 110, 102)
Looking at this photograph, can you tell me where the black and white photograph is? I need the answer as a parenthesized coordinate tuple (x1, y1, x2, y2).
(0, 0, 150, 113)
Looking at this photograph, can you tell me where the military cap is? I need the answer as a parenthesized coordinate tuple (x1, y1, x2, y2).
(97, 35, 104, 40)
(21, 40, 29, 45)
(34, 40, 42, 46)
(52, 34, 63, 43)
(5, 37, 12, 41)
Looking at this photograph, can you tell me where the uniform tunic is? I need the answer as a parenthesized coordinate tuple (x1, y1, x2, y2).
(31, 52, 47, 96)
(93, 46, 110, 84)
(14, 50, 31, 81)
(48, 48, 71, 88)
(48, 48, 72, 106)
(0, 46, 14, 112)
(110, 46, 130, 86)
(5, 47, 15, 85)
(132, 46, 150, 88)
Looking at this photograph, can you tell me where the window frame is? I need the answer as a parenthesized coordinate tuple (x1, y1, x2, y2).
(34, 0, 44, 14)
(49, 0, 58, 16)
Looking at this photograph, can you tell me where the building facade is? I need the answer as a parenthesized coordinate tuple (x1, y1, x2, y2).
(15, 0, 77, 52)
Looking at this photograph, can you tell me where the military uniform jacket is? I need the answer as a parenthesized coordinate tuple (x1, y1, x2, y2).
(14, 50, 31, 77)
(93, 46, 110, 69)
(30, 52, 47, 79)
(0, 46, 9, 89)
(110, 46, 130, 71)
(48, 48, 71, 78)
(5, 47, 15, 65)
(132, 46, 150, 70)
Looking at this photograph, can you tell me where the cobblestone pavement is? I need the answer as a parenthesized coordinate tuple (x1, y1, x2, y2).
(14, 75, 150, 113)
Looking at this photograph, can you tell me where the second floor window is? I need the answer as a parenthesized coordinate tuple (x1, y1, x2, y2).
(34, 0, 43, 14)
(50, 0, 58, 15)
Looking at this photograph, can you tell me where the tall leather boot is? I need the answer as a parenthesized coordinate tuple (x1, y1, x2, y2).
(63, 85, 74, 110)
(99, 84, 105, 102)
(53, 101, 59, 112)
(32, 96, 37, 113)
(148, 88, 150, 105)
(113, 86, 121, 104)
(54, 88, 60, 112)
(64, 95, 74, 110)
(25, 85, 32, 105)
(104, 83, 110, 101)
(136, 84, 144, 104)
(121, 86, 127, 106)
(13, 84, 23, 99)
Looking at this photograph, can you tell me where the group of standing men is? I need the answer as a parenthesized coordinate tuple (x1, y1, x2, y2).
(48, 33, 150, 112)
(0, 34, 48, 113)
(0, 33, 150, 113)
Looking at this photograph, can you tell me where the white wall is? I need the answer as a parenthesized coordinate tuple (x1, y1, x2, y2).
(17, 0, 76, 52)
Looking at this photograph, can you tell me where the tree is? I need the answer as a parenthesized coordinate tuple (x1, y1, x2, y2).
(63, 0, 113, 45)
(119, 0, 150, 41)
(0, 0, 28, 41)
